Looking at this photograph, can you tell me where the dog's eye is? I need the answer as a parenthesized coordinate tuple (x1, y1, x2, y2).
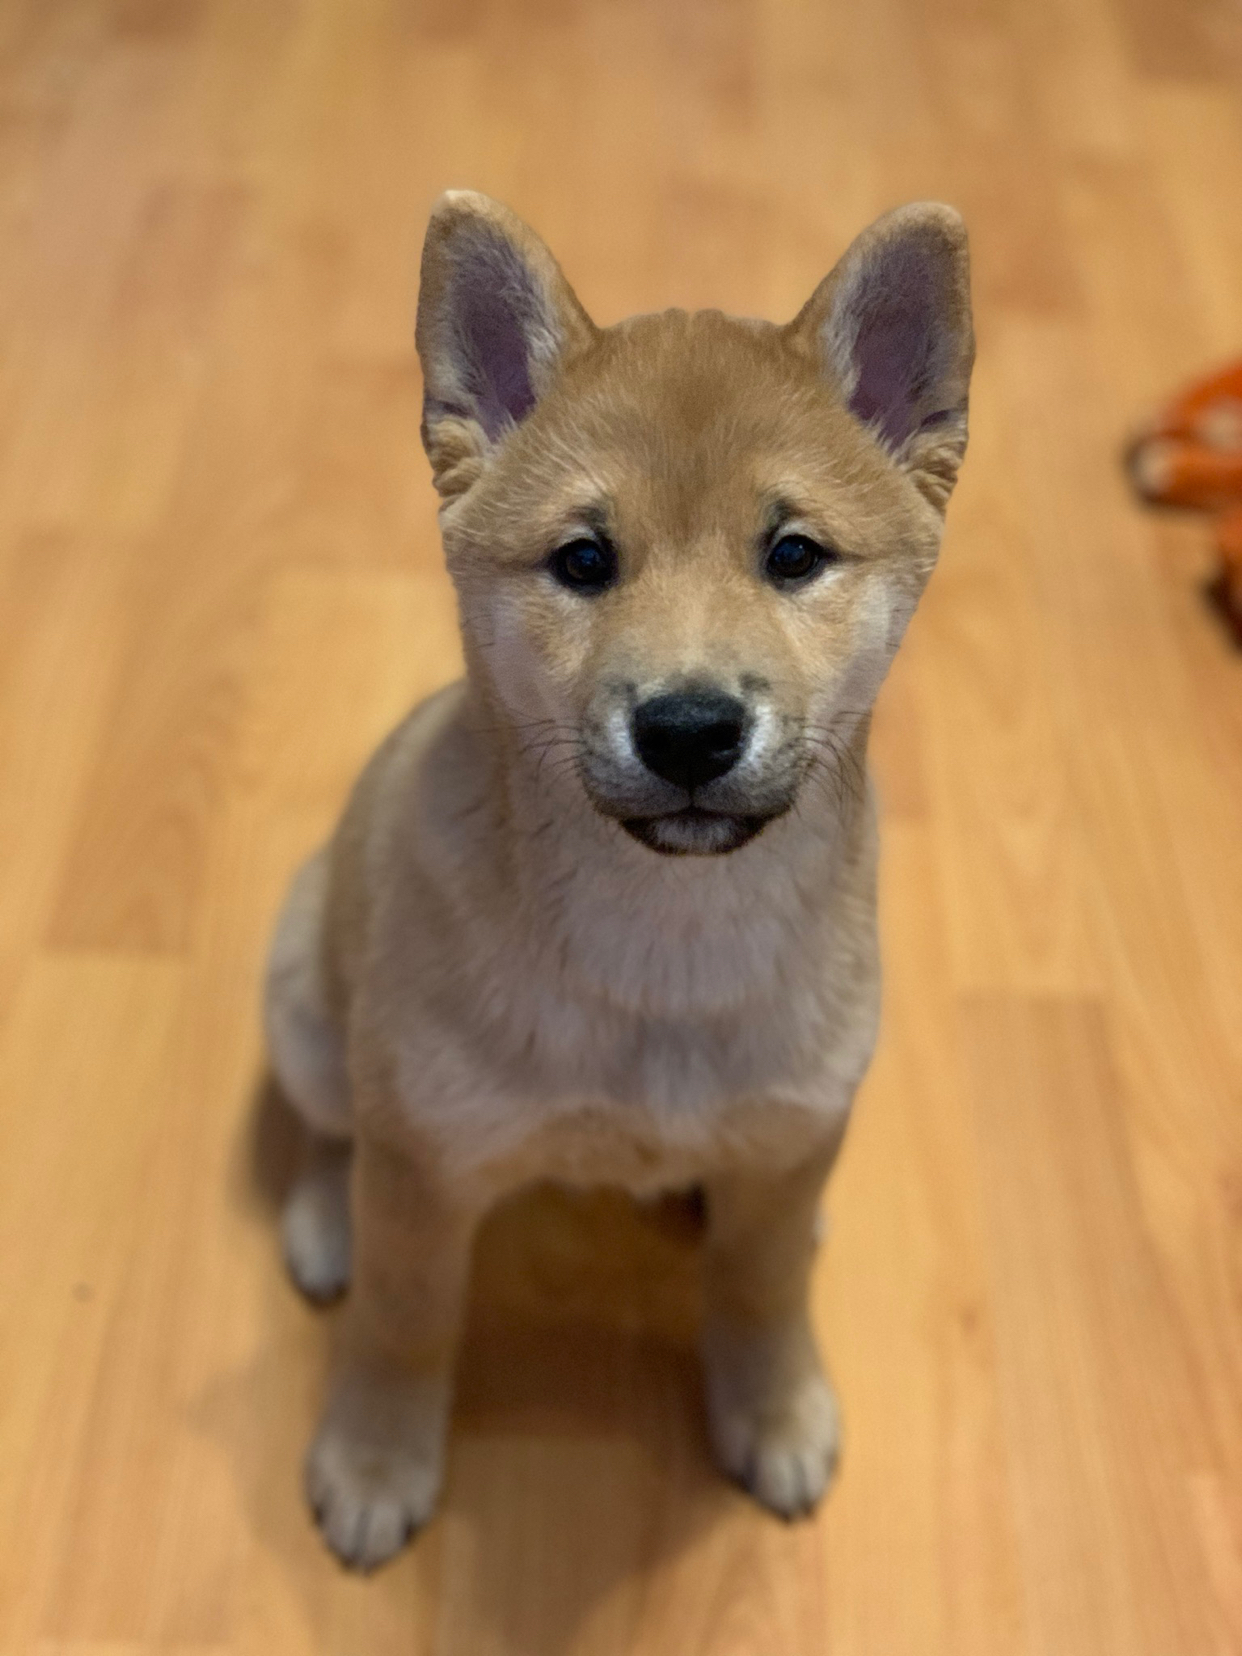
(765, 533, 833, 587)
(549, 537, 617, 593)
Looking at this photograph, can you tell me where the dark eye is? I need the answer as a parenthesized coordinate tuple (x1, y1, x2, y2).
(549, 537, 617, 593)
(764, 533, 833, 587)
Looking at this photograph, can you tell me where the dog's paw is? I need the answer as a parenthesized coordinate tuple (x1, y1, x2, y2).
(283, 1171, 351, 1304)
(707, 1369, 841, 1520)
(304, 1419, 441, 1571)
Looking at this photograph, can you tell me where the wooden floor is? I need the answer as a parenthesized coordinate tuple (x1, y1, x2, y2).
(3, 0, 1242, 1650)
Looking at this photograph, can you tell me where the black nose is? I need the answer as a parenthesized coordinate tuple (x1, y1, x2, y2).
(632, 688, 747, 791)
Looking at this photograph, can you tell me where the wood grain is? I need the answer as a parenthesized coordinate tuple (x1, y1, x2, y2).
(2, 0, 1240, 1650)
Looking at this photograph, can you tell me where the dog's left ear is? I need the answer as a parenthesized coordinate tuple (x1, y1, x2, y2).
(416, 191, 595, 500)
(792, 203, 974, 506)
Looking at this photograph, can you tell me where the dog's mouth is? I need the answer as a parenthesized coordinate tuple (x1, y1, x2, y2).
(619, 806, 779, 856)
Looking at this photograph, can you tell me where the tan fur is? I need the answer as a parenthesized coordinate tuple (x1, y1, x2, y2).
(264, 191, 973, 1569)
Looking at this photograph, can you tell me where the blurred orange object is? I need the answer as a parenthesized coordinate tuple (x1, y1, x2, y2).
(1126, 360, 1242, 638)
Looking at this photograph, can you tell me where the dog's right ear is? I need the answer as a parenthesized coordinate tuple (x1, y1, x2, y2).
(415, 192, 595, 500)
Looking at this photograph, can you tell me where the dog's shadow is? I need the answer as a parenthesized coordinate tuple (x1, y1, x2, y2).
(220, 1074, 737, 1652)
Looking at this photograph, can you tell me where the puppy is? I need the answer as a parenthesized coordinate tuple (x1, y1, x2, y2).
(265, 191, 973, 1571)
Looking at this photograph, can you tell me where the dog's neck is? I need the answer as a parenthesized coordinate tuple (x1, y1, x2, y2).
(460, 681, 874, 1019)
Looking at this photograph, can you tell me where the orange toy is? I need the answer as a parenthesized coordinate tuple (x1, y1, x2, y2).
(1126, 360, 1242, 640)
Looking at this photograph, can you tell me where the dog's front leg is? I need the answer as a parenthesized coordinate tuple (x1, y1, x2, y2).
(305, 1130, 478, 1571)
(700, 1134, 845, 1519)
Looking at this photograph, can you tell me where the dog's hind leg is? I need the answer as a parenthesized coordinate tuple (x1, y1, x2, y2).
(283, 1134, 352, 1303)
(264, 850, 353, 1302)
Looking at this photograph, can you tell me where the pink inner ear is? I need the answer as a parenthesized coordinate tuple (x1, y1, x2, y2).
(451, 233, 541, 440)
(845, 240, 947, 449)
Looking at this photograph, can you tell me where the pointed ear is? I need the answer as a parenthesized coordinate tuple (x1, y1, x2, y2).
(792, 203, 974, 506)
(415, 191, 595, 499)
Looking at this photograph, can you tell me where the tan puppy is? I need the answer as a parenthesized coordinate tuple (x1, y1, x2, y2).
(265, 191, 973, 1571)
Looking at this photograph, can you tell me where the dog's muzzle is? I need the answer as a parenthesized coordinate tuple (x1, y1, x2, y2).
(573, 686, 791, 856)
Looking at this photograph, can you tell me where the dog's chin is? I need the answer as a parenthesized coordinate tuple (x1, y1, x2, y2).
(618, 808, 774, 857)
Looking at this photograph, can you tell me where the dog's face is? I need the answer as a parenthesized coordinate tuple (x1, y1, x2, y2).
(416, 194, 973, 855)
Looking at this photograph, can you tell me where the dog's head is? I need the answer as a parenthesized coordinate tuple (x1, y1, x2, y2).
(416, 192, 973, 855)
